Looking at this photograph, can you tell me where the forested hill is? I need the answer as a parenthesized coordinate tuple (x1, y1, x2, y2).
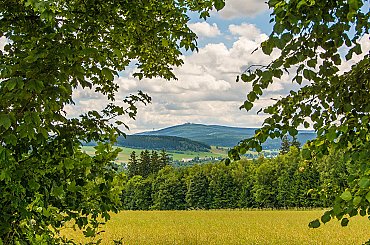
(116, 135, 211, 152)
(136, 123, 316, 149)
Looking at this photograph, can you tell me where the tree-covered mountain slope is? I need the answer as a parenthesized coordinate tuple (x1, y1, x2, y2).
(136, 123, 316, 149)
(116, 135, 211, 152)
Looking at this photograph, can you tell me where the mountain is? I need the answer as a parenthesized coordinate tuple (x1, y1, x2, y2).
(136, 123, 316, 150)
(116, 135, 211, 152)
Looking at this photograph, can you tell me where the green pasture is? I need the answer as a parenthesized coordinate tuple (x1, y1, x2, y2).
(82, 146, 227, 163)
(62, 210, 370, 244)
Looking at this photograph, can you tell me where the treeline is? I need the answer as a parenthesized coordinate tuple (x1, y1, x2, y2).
(116, 135, 211, 152)
(120, 147, 353, 210)
(127, 150, 171, 178)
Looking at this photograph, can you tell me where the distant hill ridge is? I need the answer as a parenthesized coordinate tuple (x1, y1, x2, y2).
(136, 123, 316, 150)
(116, 135, 211, 152)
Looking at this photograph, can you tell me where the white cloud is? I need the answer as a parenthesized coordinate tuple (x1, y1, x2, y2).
(229, 23, 263, 41)
(68, 22, 290, 133)
(0, 36, 8, 51)
(188, 22, 221, 38)
(218, 0, 268, 19)
(339, 34, 370, 73)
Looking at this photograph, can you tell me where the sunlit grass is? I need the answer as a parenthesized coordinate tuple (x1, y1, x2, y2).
(61, 210, 370, 244)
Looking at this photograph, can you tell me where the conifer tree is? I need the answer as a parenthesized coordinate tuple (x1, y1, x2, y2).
(128, 151, 138, 177)
(280, 135, 291, 155)
(291, 136, 301, 150)
(139, 150, 151, 178)
(150, 150, 160, 174)
(159, 149, 171, 169)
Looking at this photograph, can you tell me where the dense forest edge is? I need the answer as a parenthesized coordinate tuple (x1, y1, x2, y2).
(118, 145, 350, 210)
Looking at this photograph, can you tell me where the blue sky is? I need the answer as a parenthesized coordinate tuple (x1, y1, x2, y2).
(0, 2, 368, 135)
(65, 1, 279, 133)
(61, 1, 369, 134)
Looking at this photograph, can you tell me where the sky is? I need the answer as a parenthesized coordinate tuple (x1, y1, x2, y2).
(67, 1, 282, 133)
(2, 1, 368, 134)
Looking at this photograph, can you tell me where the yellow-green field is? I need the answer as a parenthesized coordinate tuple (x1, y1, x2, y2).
(61, 210, 370, 244)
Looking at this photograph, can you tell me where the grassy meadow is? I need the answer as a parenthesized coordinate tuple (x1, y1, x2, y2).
(82, 146, 228, 163)
(62, 210, 370, 244)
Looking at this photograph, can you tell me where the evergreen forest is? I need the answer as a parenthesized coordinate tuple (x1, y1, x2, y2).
(121, 147, 353, 210)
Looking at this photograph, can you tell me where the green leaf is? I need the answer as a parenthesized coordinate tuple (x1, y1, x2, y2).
(308, 219, 321, 228)
(51, 185, 65, 198)
(303, 69, 311, 80)
(102, 68, 114, 81)
(301, 148, 311, 160)
(243, 101, 253, 111)
(133, 72, 143, 80)
(295, 75, 303, 84)
(0, 114, 11, 130)
(281, 33, 292, 43)
(340, 190, 352, 201)
(352, 43, 362, 55)
(83, 227, 95, 237)
(161, 39, 169, 47)
(348, 0, 360, 10)
(353, 196, 362, 206)
(297, 0, 307, 9)
(247, 92, 257, 102)
(28, 179, 40, 190)
(321, 212, 331, 224)
(6, 78, 17, 90)
(241, 73, 255, 82)
(332, 54, 341, 65)
(4, 134, 17, 146)
(261, 41, 273, 55)
(347, 0, 361, 19)
(224, 158, 231, 166)
(64, 159, 74, 170)
(289, 128, 298, 136)
(341, 218, 349, 227)
(0, 169, 11, 182)
(326, 129, 337, 141)
(307, 59, 317, 68)
(358, 177, 370, 189)
(273, 23, 285, 34)
(366, 191, 370, 203)
(253, 85, 263, 95)
(214, 0, 225, 11)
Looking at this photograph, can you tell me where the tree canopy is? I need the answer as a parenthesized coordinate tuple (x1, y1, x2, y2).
(230, 0, 369, 230)
(0, 0, 225, 243)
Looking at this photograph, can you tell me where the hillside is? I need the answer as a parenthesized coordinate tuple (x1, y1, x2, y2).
(116, 135, 211, 152)
(136, 123, 316, 150)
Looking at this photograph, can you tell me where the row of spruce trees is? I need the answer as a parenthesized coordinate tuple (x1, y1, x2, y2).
(121, 146, 354, 210)
(127, 150, 171, 178)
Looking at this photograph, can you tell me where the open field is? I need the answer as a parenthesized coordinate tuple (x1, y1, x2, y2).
(82, 146, 228, 163)
(62, 210, 370, 244)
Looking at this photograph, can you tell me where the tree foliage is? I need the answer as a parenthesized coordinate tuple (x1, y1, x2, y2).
(0, 0, 224, 243)
(121, 148, 345, 211)
(280, 135, 301, 154)
(127, 149, 170, 178)
(116, 135, 211, 152)
(230, 0, 370, 230)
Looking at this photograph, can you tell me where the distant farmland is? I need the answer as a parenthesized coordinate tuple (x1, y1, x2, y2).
(82, 146, 227, 162)
(62, 210, 370, 245)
